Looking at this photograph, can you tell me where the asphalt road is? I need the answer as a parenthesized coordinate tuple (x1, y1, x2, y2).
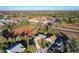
(52, 26, 79, 33)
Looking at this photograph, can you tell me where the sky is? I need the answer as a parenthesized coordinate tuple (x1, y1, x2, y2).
(0, 6, 79, 11)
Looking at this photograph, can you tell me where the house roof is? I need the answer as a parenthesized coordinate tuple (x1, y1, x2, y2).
(34, 34, 46, 41)
(45, 35, 57, 44)
(6, 43, 25, 53)
(28, 18, 39, 23)
(37, 34, 46, 38)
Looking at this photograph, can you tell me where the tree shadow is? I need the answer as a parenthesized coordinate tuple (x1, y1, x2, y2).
(2, 29, 18, 39)
(2, 29, 11, 40)
(20, 31, 27, 37)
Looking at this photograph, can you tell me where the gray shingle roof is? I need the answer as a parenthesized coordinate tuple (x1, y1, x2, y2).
(6, 43, 25, 53)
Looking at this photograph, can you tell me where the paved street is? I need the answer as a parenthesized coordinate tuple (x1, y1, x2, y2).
(52, 26, 79, 33)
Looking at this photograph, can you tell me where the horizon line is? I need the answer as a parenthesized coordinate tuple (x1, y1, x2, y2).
(0, 6, 79, 11)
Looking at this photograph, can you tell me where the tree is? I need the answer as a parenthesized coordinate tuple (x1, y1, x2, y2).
(67, 39, 79, 52)
(20, 20, 30, 27)
(37, 39, 48, 48)
(24, 45, 36, 53)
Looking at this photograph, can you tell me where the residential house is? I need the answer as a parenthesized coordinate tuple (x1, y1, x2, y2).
(0, 22, 5, 28)
(6, 42, 25, 53)
(47, 36, 65, 53)
(34, 34, 46, 49)
(45, 35, 57, 46)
